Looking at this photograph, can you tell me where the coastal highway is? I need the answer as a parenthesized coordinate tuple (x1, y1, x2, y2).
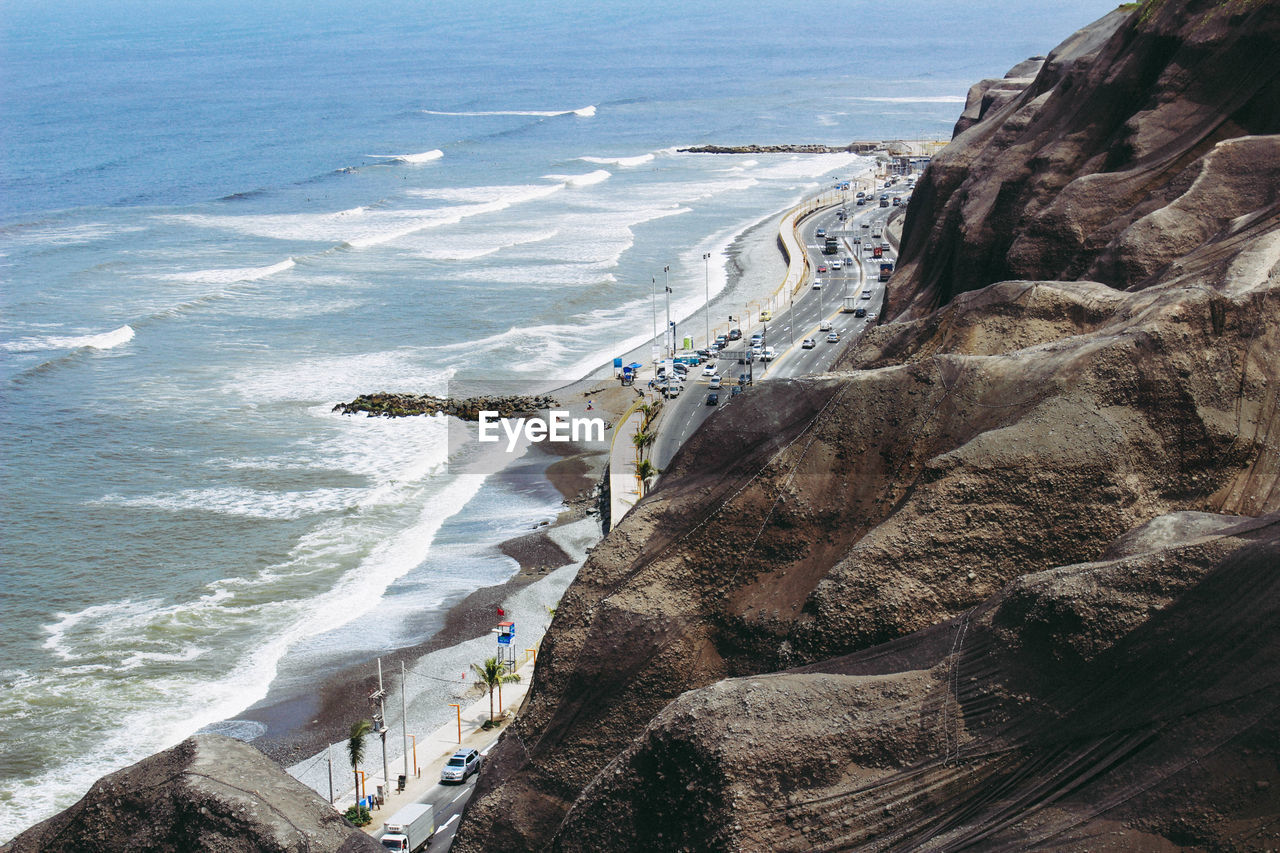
(366, 741, 494, 852)
(651, 187, 901, 470)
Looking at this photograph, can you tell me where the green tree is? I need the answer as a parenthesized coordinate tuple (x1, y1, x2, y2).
(471, 657, 522, 722)
(347, 719, 373, 808)
(635, 459, 659, 495)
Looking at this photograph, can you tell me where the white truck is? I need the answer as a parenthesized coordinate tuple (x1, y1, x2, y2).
(381, 802, 434, 852)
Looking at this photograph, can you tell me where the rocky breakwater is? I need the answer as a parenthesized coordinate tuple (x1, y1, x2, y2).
(450, 3, 1280, 851)
(332, 392, 558, 420)
(1, 734, 381, 853)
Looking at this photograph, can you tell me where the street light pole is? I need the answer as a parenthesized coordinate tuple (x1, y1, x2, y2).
(400, 660, 409, 784)
(702, 252, 711, 350)
(663, 265, 671, 357)
(650, 276, 658, 363)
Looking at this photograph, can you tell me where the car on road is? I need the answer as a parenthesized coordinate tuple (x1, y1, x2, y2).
(760, 310, 772, 321)
(819, 320, 832, 331)
(854, 307, 867, 317)
(738, 373, 749, 385)
(801, 338, 816, 349)
(709, 375, 722, 389)
(714, 335, 727, 349)
(816, 227, 826, 238)
(731, 385, 742, 397)
(750, 333, 762, 346)
(751, 345, 762, 359)
(827, 332, 840, 343)
(706, 392, 719, 406)
(812, 280, 822, 289)
(856, 198, 866, 205)
(861, 290, 873, 299)
(441, 748, 481, 783)
(862, 222, 870, 229)
(866, 312, 877, 320)
(830, 259, 841, 269)
(762, 346, 776, 361)
(696, 348, 713, 358)
(856, 191, 865, 198)
(728, 328, 742, 341)
(702, 364, 718, 377)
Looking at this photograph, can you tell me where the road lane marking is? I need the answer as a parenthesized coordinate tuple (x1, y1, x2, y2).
(451, 790, 468, 803)
(442, 813, 460, 829)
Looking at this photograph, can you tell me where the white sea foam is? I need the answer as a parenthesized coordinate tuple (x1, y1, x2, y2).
(578, 153, 655, 167)
(222, 350, 453, 404)
(93, 486, 368, 520)
(164, 258, 296, 284)
(543, 169, 611, 188)
(421, 105, 595, 117)
(366, 149, 444, 164)
(1, 324, 135, 353)
(171, 183, 567, 249)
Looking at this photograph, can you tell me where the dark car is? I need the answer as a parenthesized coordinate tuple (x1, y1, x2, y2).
(706, 392, 719, 406)
(738, 373, 749, 385)
(728, 328, 742, 341)
(731, 385, 742, 397)
(854, 307, 867, 317)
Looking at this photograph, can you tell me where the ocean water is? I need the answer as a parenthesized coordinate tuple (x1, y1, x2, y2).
(0, 0, 1120, 838)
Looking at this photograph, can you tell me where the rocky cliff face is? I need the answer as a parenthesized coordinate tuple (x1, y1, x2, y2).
(1, 735, 380, 853)
(453, 3, 1280, 850)
(894, 0, 1280, 318)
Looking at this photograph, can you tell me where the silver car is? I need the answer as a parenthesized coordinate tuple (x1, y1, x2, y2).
(440, 748, 480, 783)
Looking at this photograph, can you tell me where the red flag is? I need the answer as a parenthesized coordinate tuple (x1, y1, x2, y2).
(497, 607, 505, 617)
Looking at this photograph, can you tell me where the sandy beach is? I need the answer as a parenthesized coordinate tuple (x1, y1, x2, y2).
(241, 194, 819, 771)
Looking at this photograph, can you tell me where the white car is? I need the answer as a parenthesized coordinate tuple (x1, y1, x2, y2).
(827, 332, 840, 343)
(709, 375, 723, 389)
(702, 364, 718, 377)
(762, 347, 776, 361)
(801, 338, 817, 349)
(812, 280, 822, 290)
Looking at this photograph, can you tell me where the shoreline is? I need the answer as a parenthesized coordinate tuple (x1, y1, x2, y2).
(239, 194, 822, 769)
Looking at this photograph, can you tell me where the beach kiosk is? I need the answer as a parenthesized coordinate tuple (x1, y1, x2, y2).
(496, 620, 516, 667)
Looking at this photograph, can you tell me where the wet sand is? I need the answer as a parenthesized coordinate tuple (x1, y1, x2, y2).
(243, 200, 800, 767)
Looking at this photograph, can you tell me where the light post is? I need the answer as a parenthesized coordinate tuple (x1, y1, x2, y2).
(400, 661, 409, 785)
(663, 265, 671, 357)
(702, 252, 711, 350)
(650, 276, 658, 364)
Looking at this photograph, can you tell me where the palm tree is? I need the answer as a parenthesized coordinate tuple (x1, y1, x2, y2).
(348, 719, 373, 807)
(631, 431, 653, 459)
(471, 657, 521, 722)
(635, 459, 659, 496)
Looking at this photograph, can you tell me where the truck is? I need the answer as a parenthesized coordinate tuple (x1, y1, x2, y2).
(879, 262, 894, 282)
(381, 802, 434, 852)
(841, 296, 859, 313)
(823, 235, 839, 255)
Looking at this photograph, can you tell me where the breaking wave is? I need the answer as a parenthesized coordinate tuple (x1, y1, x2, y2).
(422, 105, 595, 117)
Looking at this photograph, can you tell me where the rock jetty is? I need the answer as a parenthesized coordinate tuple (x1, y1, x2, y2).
(332, 393, 559, 420)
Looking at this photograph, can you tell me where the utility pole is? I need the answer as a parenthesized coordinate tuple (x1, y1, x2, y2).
(702, 252, 711, 350)
(327, 743, 334, 804)
(371, 659, 389, 802)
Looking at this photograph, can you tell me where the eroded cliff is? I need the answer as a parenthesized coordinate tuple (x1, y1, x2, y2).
(453, 2, 1280, 850)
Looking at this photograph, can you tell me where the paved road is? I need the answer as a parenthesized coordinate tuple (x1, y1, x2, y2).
(652, 183, 911, 470)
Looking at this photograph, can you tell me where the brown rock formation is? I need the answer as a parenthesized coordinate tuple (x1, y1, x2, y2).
(452, 3, 1280, 850)
(1, 735, 380, 853)
(893, 1, 1280, 318)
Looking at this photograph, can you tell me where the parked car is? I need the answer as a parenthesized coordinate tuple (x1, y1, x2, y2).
(441, 748, 481, 783)
(801, 338, 817, 349)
